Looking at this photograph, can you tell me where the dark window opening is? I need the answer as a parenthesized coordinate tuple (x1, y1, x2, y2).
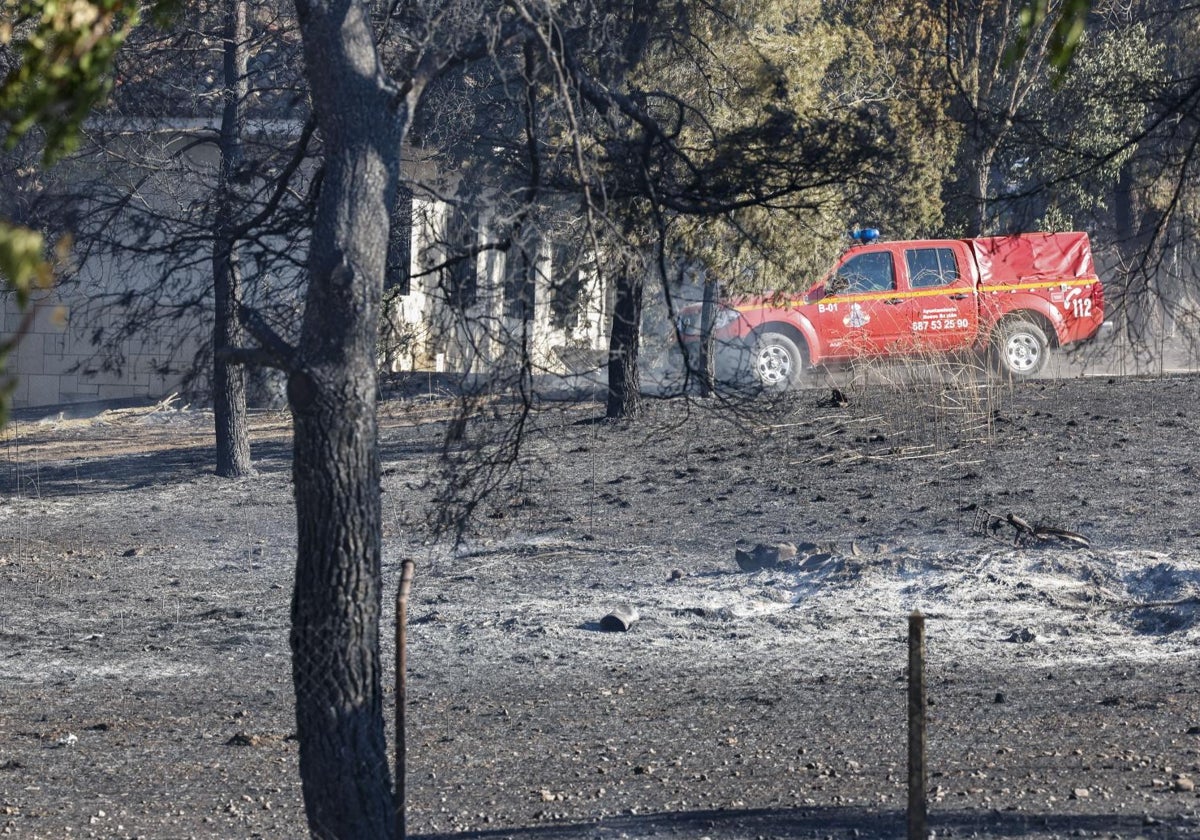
(443, 204, 477, 310)
(837, 251, 895, 293)
(906, 247, 960, 288)
(385, 186, 413, 295)
(550, 243, 589, 329)
(503, 233, 538, 321)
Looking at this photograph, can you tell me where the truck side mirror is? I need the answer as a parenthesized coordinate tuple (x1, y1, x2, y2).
(828, 275, 849, 295)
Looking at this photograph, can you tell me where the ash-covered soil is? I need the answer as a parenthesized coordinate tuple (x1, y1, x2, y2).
(2, 373, 1200, 840)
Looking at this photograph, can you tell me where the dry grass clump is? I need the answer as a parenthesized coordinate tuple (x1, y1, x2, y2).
(835, 347, 1009, 452)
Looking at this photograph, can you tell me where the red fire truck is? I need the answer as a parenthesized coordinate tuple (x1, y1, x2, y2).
(677, 231, 1107, 388)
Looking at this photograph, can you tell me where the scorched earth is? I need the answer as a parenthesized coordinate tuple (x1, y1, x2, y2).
(1, 371, 1200, 840)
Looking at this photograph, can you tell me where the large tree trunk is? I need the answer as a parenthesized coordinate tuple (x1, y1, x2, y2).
(606, 259, 644, 419)
(213, 0, 251, 477)
(968, 146, 993, 236)
(1113, 156, 1164, 356)
(696, 275, 717, 397)
(212, 246, 250, 476)
(290, 0, 411, 834)
(950, 121, 997, 238)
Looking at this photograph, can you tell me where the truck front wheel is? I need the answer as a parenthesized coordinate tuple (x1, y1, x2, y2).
(990, 318, 1049, 379)
(752, 331, 804, 390)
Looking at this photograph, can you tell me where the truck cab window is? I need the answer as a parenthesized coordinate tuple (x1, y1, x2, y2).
(836, 251, 895, 293)
(906, 247, 960, 288)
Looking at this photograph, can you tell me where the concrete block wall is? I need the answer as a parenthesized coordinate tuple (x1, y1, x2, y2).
(5, 290, 195, 409)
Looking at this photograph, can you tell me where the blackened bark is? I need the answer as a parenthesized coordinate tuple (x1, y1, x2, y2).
(697, 276, 717, 397)
(969, 148, 993, 236)
(947, 121, 996, 238)
(212, 242, 250, 476)
(213, 0, 251, 477)
(290, 366, 390, 839)
(1113, 156, 1162, 350)
(1114, 158, 1136, 245)
(290, 0, 412, 833)
(606, 262, 644, 419)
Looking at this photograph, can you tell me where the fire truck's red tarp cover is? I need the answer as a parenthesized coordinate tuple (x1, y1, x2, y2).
(969, 232, 1096, 286)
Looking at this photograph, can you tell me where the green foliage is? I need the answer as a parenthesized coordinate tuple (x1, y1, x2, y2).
(0, 223, 60, 427)
(665, 0, 956, 295)
(0, 220, 48, 304)
(0, 221, 45, 424)
(1036, 24, 1159, 209)
(0, 0, 155, 425)
(0, 0, 141, 164)
(1015, 0, 1092, 72)
(1034, 203, 1074, 233)
(828, 0, 957, 238)
(655, 4, 847, 290)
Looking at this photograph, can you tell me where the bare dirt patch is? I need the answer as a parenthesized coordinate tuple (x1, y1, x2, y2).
(2, 375, 1200, 839)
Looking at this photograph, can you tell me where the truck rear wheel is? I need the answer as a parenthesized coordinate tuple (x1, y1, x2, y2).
(990, 318, 1049, 379)
(752, 331, 804, 391)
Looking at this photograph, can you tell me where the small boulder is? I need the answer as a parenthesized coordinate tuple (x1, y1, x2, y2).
(599, 605, 639, 632)
(734, 542, 798, 572)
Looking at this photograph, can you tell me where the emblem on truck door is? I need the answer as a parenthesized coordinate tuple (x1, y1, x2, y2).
(843, 303, 870, 328)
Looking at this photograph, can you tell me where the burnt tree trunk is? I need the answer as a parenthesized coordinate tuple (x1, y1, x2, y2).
(968, 146, 993, 236)
(606, 258, 644, 419)
(213, 0, 251, 477)
(1113, 156, 1164, 352)
(697, 276, 717, 397)
(290, 0, 414, 834)
(951, 123, 997, 238)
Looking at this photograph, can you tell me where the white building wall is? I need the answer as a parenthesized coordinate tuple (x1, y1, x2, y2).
(7, 183, 614, 408)
(382, 197, 610, 378)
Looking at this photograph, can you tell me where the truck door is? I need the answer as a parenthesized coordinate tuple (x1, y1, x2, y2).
(902, 244, 977, 350)
(814, 248, 911, 359)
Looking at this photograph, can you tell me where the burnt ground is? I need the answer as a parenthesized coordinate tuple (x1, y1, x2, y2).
(2, 370, 1200, 839)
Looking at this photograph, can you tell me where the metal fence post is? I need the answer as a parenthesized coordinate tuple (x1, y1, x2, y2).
(908, 609, 927, 840)
(396, 559, 415, 840)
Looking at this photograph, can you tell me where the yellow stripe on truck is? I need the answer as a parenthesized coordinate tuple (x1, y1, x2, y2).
(977, 277, 1098, 294)
(735, 276, 1099, 310)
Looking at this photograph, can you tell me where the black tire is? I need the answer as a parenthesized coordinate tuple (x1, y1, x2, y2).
(989, 318, 1050, 379)
(751, 331, 804, 390)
